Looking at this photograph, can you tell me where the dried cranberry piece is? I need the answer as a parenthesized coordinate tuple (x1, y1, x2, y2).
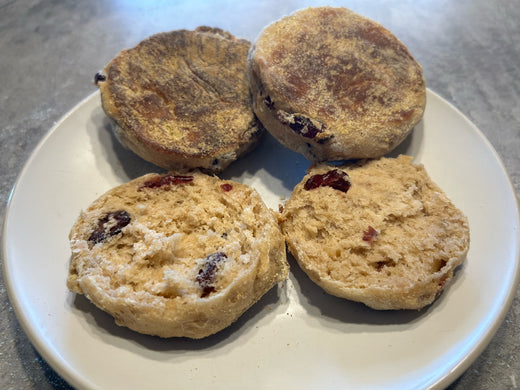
(220, 183, 233, 192)
(88, 210, 131, 245)
(290, 115, 321, 138)
(196, 252, 227, 297)
(94, 72, 106, 84)
(434, 275, 450, 299)
(264, 96, 275, 110)
(139, 174, 193, 190)
(362, 226, 378, 245)
(304, 169, 351, 192)
(277, 111, 323, 138)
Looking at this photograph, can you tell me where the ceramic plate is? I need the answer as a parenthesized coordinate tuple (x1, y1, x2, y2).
(3, 90, 519, 390)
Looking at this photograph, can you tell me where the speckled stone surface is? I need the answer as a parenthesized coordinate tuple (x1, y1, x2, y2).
(0, 0, 518, 389)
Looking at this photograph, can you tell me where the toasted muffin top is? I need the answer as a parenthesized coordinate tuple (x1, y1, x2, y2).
(249, 7, 426, 159)
(96, 27, 262, 169)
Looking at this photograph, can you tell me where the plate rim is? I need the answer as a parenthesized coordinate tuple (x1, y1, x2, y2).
(2, 89, 520, 390)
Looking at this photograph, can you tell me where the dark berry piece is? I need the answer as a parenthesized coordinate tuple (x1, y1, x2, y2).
(362, 226, 378, 245)
(139, 174, 193, 190)
(264, 96, 275, 110)
(88, 210, 131, 245)
(277, 111, 324, 138)
(220, 183, 233, 192)
(304, 169, 351, 193)
(94, 72, 106, 84)
(196, 252, 227, 297)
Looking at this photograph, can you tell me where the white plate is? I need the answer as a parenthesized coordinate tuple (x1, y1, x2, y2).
(2, 90, 519, 390)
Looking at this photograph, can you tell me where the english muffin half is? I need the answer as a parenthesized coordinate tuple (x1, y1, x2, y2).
(68, 171, 288, 338)
(248, 7, 426, 161)
(96, 27, 263, 173)
(280, 155, 469, 310)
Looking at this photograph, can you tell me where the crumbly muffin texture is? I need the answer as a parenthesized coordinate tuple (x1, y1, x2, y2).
(280, 155, 470, 310)
(68, 171, 288, 338)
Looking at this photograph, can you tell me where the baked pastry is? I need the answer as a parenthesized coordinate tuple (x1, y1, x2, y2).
(67, 171, 288, 338)
(95, 26, 263, 173)
(248, 6, 426, 161)
(280, 155, 469, 310)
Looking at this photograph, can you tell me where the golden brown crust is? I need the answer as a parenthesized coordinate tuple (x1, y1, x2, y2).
(280, 156, 470, 310)
(97, 27, 263, 172)
(248, 7, 426, 160)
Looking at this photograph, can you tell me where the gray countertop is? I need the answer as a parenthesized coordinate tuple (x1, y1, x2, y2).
(1, 0, 519, 389)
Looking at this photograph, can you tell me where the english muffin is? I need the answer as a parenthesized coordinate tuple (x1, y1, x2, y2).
(280, 155, 469, 310)
(248, 7, 426, 161)
(68, 171, 288, 338)
(96, 26, 263, 173)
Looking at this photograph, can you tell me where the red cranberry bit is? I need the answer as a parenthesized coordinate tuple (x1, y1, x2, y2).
(434, 275, 449, 299)
(362, 226, 378, 245)
(196, 252, 227, 297)
(139, 174, 194, 190)
(94, 72, 106, 84)
(220, 183, 233, 192)
(304, 169, 351, 193)
(277, 112, 323, 138)
(88, 210, 131, 245)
